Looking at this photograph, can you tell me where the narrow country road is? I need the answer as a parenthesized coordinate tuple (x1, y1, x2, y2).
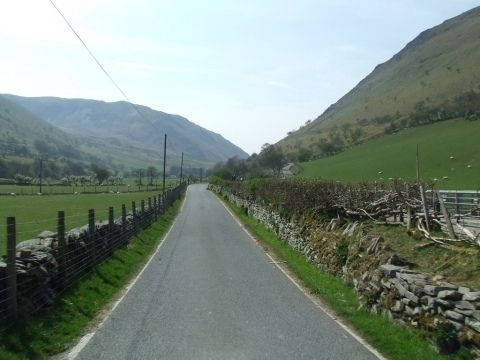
(74, 184, 379, 360)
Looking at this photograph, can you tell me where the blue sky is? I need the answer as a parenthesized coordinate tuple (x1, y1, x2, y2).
(1, 0, 478, 154)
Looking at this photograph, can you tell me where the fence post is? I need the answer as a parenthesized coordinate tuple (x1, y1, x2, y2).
(419, 184, 430, 232)
(132, 201, 137, 234)
(57, 211, 66, 288)
(108, 207, 114, 254)
(6, 217, 17, 320)
(148, 197, 152, 224)
(153, 196, 158, 221)
(436, 190, 456, 239)
(455, 191, 459, 215)
(141, 200, 145, 228)
(406, 205, 412, 230)
(88, 209, 95, 266)
(121, 204, 127, 244)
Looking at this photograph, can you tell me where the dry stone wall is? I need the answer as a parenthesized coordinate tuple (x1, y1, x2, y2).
(210, 184, 480, 353)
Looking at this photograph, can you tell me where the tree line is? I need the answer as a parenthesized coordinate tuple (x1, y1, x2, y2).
(209, 143, 286, 181)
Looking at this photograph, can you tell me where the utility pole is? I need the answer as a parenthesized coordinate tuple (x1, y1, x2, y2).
(200, 168, 203, 183)
(39, 158, 43, 194)
(162, 134, 167, 195)
(180, 152, 184, 183)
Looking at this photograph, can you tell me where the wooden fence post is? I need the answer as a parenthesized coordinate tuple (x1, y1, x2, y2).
(6, 217, 17, 320)
(121, 204, 127, 244)
(153, 197, 158, 221)
(455, 191, 460, 215)
(436, 190, 456, 239)
(88, 209, 95, 266)
(141, 200, 145, 228)
(108, 207, 114, 254)
(132, 201, 137, 234)
(419, 184, 430, 232)
(57, 211, 66, 287)
(147, 197, 152, 224)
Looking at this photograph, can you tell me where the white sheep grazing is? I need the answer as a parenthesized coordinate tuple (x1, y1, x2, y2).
(10, 192, 16, 196)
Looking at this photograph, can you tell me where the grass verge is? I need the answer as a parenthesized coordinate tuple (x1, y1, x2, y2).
(0, 196, 183, 360)
(218, 194, 473, 360)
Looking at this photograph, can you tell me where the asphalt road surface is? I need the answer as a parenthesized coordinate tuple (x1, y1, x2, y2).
(75, 184, 379, 360)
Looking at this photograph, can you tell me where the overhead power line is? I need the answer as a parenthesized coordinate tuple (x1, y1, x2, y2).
(47, 0, 150, 123)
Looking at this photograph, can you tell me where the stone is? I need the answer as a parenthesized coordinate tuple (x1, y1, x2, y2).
(38, 230, 55, 239)
(432, 274, 444, 282)
(439, 282, 458, 290)
(445, 310, 465, 323)
(402, 298, 413, 306)
(395, 282, 419, 303)
(391, 300, 404, 313)
(412, 307, 422, 316)
(435, 299, 454, 309)
(405, 306, 415, 316)
(409, 284, 425, 296)
(379, 264, 404, 278)
(455, 308, 473, 317)
(397, 273, 427, 286)
(424, 285, 456, 296)
(473, 310, 480, 322)
(455, 301, 475, 311)
(467, 320, 480, 333)
(458, 286, 471, 294)
(420, 296, 435, 308)
(463, 292, 480, 302)
(437, 290, 462, 301)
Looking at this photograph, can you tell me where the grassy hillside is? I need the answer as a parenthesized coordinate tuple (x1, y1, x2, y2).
(299, 118, 480, 189)
(0, 96, 107, 177)
(280, 6, 480, 156)
(3, 94, 248, 167)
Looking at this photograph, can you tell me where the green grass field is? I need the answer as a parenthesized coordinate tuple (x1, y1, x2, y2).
(299, 118, 480, 189)
(0, 179, 177, 196)
(0, 190, 170, 252)
(0, 197, 182, 359)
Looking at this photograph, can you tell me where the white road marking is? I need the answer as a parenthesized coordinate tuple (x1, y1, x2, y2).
(217, 196, 387, 360)
(67, 189, 189, 359)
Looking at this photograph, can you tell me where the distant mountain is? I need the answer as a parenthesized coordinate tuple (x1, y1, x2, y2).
(3, 95, 249, 167)
(279, 6, 480, 156)
(0, 95, 103, 175)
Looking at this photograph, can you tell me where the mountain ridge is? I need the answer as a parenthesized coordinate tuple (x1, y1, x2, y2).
(279, 6, 480, 156)
(3, 94, 248, 167)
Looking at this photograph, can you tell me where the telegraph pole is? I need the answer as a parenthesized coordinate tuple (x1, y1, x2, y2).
(200, 168, 203, 183)
(39, 158, 43, 194)
(180, 152, 184, 183)
(162, 134, 167, 195)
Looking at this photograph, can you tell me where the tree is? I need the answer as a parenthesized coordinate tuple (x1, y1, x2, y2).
(91, 164, 110, 185)
(349, 127, 364, 144)
(146, 166, 158, 185)
(259, 144, 285, 176)
(297, 148, 313, 162)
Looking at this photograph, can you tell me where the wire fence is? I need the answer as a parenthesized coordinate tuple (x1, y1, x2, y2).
(0, 182, 177, 196)
(0, 181, 187, 326)
(215, 179, 480, 246)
